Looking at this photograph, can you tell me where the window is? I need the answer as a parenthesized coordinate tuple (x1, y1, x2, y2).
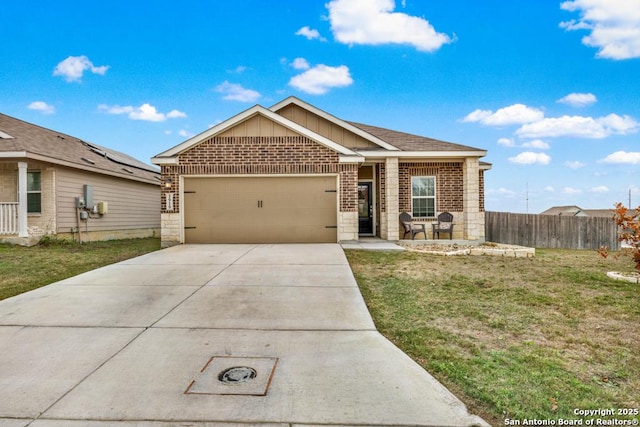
(27, 171, 41, 213)
(411, 176, 435, 218)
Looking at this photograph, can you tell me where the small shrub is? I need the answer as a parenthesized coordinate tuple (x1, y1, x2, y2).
(599, 202, 640, 272)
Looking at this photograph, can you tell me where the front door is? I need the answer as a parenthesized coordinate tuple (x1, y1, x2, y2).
(358, 182, 373, 235)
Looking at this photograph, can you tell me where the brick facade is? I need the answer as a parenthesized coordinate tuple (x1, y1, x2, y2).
(161, 136, 357, 214)
(399, 162, 464, 214)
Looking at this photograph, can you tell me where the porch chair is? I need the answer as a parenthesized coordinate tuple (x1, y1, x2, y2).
(399, 212, 426, 240)
(432, 212, 455, 240)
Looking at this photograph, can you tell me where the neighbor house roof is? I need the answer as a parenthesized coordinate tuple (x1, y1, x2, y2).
(0, 113, 160, 185)
(540, 205, 614, 217)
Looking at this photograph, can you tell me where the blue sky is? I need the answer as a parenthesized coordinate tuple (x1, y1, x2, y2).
(1, 0, 639, 213)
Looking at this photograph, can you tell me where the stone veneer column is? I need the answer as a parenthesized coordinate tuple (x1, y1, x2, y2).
(384, 157, 399, 240)
(463, 157, 481, 240)
(160, 212, 181, 247)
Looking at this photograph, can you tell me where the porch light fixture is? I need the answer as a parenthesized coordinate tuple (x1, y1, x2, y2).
(164, 178, 173, 188)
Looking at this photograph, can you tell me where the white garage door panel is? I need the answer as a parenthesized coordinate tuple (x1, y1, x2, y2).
(184, 176, 337, 243)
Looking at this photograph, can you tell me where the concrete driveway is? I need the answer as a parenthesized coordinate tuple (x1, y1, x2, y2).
(0, 244, 487, 427)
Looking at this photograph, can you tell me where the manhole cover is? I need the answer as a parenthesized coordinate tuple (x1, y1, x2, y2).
(218, 366, 256, 384)
(186, 356, 278, 396)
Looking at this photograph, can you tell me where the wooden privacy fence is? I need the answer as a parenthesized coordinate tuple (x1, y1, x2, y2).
(485, 211, 620, 250)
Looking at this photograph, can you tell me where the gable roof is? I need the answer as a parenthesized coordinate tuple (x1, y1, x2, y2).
(152, 96, 489, 164)
(0, 113, 159, 185)
(152, 104, 361, 164)
(269, 96, 400, 151)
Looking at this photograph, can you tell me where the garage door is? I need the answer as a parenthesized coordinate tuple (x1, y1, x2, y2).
(183, 176, 338, 243)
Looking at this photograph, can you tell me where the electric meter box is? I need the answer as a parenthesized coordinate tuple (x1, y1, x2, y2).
(83, 185, 93, 207)
(75, 196, 86, 208)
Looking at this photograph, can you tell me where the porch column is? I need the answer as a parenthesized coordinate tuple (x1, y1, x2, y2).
(17, 162, 28, 237)
(384, 157, 399, 240)
(463, 157, 481, 240)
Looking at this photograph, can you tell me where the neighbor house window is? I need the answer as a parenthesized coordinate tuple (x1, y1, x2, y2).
(27, 171, 41, 213)
(411, 176, 435, 218)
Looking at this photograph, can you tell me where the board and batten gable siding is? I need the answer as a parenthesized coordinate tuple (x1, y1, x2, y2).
(275, 104, 379, 150)
(218, 115, 299, 138)
(56, 166, 160, 233)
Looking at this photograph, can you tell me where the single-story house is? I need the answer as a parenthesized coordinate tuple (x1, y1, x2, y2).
(0, 113, 161, 245)
(540, 205, 614, 218)
(151, 96, 490, 246)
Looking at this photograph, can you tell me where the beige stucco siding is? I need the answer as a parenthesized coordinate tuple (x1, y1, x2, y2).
(276, 104, 378, 150)
(56, 167, 160, 233)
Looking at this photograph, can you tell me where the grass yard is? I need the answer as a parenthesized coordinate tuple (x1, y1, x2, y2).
(0, 237, 161, 300)
(345, 248, 639, 426)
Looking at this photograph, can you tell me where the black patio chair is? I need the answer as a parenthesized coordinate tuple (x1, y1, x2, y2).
(399, 212, 426, 240)
(432, 212, 455, 239)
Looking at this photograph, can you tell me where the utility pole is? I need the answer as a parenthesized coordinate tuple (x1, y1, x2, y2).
(526, 182, 529, 213)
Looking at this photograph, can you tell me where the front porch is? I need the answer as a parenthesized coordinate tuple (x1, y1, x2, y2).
(0, 162, 29, 240)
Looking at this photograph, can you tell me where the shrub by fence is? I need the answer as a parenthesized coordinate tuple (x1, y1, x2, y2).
(485, 211, 620, 250)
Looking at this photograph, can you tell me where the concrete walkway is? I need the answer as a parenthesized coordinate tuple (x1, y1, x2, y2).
(0, 244, 487, 427)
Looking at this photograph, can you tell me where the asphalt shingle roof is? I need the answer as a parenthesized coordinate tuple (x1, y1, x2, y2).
(348, 121, 485, 152)
(0, 113, 159, 185)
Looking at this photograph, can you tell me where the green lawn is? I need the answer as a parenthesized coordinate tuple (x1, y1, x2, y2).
(345, 248, 639, 426)
(0, 237, 161, 300)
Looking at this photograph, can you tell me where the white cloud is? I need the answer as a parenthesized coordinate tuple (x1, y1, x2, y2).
(521, 139, 550, 149)
(98, 103, 186, 122)
(599, 150, 640, 164)
(563, 187, 583, 195)
(462, 104, 544, 126)
(326, 0, 453, 52)
(515, 113, 638, 139)
(291, 57, 310, 70)
(166, 110, 187, 119)
(560, 0, 640, 59)
(508, 152, 551, 165)
(544, 186, 555, 192)
(178, 129, 194, 138)
(27, 101, 55, 115)
(214, 81, 261, 102)
(497, 137, 516, 147)
(565, 160, 587, 169)
(295, 26, 326, 41)
(557, 92, 597, 107)
(227, 65, 247, 74)
(289, 64, 353, 95)
(591, 185, 610, 193)
(53, 55, 109, 82)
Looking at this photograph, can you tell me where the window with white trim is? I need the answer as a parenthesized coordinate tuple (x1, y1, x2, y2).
(411, 176, 435, 218)
(27, 171, 42, 214)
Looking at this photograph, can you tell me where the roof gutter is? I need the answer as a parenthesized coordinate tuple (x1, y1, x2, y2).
(151, 157, 178, 165)
(356, 150, 488, 158)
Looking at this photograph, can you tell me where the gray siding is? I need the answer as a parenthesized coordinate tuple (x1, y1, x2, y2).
(56, 167, 160, 233)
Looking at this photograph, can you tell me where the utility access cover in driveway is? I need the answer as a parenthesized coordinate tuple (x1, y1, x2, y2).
(185, 356, 278, 396)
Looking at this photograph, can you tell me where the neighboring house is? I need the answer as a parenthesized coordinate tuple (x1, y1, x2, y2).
(151, 96, 490, 246)
(540, 205, 614, 218)
(0, 113, 161, 245)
